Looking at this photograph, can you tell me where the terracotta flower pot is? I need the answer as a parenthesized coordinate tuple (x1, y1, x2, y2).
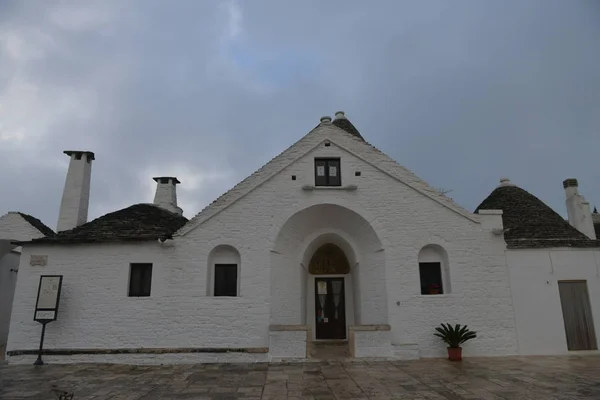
(447, 347, 462, 361)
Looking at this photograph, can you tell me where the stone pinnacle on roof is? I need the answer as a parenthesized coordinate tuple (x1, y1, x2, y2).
(498, 178, 516, 188)
(332, 111, 365, 141)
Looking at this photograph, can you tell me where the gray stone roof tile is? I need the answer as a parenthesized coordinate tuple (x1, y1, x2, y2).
(20, 204, 187, 245)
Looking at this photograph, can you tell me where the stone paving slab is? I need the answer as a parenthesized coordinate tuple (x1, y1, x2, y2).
(1, 356, 599, 399)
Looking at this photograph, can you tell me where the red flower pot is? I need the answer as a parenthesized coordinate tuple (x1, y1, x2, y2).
(447, 347, 462, 361)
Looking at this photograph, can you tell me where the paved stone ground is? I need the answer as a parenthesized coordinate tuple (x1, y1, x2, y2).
(1, 356, 599, 399)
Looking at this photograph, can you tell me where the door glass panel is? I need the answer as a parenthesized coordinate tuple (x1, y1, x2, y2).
(332, 280, 342, 319)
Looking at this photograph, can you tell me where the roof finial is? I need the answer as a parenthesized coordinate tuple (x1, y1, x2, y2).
(334, 111, 346, 120)
(320, 116, 332, 124)
(498, 178, 515, 187)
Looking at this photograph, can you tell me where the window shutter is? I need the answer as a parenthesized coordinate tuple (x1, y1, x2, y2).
(142, 265, 152, 296)
(315, 160, 327, 186)
(328, 160, 341, 186)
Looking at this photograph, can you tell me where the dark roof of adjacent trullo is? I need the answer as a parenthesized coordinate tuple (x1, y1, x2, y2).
(17, 212, 55, 236)
(593, 210, 600, 237)
(19, 204, 188, 245)
(475, 183, 600, 249)
(332, 116, 365, 141)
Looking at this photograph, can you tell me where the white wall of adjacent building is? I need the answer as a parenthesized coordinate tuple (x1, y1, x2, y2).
(507, 248, 600, 355)
(0, 250, 20, 348)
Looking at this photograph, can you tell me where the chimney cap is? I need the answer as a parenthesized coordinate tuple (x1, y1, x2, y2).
(153, 177, 181, 184)
(63, 150, 95, 160)
(563, 178, 578, 188)
(334, 111, 346, 119)
(320, 116, 332, 124)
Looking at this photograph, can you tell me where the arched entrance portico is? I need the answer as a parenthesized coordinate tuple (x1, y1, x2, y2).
(270, 203, 388, 344)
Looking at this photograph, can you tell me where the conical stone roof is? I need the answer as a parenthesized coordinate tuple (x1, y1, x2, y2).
(476, 180, 600, 248)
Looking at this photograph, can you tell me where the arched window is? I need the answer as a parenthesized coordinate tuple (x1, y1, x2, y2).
(207, 245, 241, 296)
(418, 245, 450, 295)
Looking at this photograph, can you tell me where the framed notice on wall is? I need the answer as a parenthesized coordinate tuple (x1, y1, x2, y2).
(33, 275, 63, 322)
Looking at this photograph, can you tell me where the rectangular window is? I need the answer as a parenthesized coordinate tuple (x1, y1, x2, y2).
(419, 262, 443, 295)
(129, 263, 152, 297)
(214, 264, 238, 296)
(314, 158, 341, 186)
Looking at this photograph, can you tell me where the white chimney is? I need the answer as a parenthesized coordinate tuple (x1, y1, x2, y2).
(563, 178, 596, 239)
(153, 177, 183, 215)
(57, 150, 94, 232)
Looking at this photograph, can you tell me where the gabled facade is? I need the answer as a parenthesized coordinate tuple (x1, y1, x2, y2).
(3, 112, 599, 364)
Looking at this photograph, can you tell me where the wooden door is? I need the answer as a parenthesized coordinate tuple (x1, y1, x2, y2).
(558, 281, 598, 351)
(315, 278, 346, 339)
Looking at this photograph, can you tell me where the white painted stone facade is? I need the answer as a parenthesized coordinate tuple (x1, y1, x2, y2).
(0, 250, 19, 348)
(0, 212, 47, 352)
(507, 248, 600, 355)
(4, 119, 599, 363)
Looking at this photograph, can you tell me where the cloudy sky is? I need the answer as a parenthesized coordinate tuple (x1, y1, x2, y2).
(1, 0, 599, 230)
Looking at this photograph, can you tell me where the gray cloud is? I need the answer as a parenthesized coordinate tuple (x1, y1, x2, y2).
(1, 0, 599, 231)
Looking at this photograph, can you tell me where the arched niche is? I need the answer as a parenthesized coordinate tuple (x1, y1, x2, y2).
(308, 243, 350, 275)
(207, 245, 241, 296)
(418, 244, 451, 295)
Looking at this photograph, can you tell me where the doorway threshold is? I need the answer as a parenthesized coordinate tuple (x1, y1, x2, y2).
(310, 340, 350, 359)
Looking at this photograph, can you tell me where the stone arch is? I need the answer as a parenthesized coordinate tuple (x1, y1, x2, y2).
(299, 228, 359, 267)
(207, 245, 241, 296)
(270, 203, 387, 330)
(418, 244, 451, 295)
(270, 200, 388, 251)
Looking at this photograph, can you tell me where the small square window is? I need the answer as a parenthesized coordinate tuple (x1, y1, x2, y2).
(291, 175, 296, 180)
(129, 263, 152, 297)
(314, 158, 341, 186)
(214, 264, 238, 296)
(419, 262, 443, 295)
(355, 171, 361, 176)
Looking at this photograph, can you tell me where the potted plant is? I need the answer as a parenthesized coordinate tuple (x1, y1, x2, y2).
(434, 323, 477, 361)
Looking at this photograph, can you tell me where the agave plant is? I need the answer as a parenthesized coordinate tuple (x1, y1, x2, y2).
(434, 323, 477, 348)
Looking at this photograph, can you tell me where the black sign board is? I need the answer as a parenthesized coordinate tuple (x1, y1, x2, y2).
(34, 275, 63, 322)
(32, 275, 63, 365)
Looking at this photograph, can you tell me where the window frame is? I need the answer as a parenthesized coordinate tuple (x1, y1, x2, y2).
(128, 263, 153, 297)
(418, 262, 444, 295)
(314, 158, 342, 187)
(213, 263, 239, 297)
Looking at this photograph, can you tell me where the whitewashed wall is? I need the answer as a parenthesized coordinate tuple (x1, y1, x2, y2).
(507, 248, 600, 355)
(7, 242, 270, 354)
(8, 124, 520, 361)
(0, 251, 19, 347)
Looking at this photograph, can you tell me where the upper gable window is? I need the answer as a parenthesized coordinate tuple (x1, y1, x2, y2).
(315, 158, 341, 187)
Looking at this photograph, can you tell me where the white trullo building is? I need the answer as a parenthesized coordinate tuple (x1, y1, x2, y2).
(1, 112, 599, 364)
